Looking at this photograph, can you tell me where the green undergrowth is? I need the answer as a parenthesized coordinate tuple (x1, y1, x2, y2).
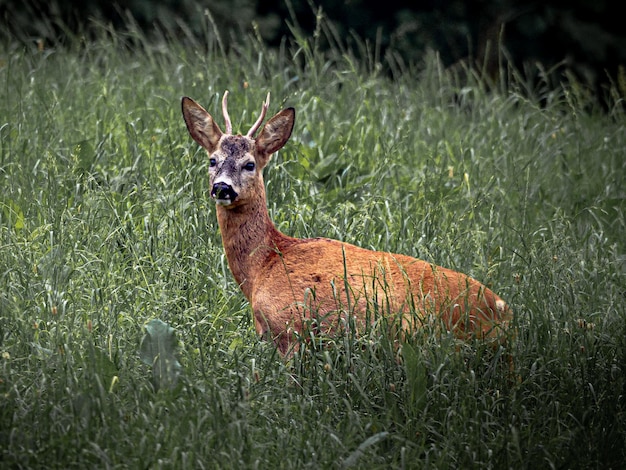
(1, 15, 625, 469)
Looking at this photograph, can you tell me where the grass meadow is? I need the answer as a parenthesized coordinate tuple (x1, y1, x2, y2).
(1, 17, 625, 469)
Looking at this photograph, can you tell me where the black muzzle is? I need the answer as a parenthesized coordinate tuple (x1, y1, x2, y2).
(211, 182, 238, 202)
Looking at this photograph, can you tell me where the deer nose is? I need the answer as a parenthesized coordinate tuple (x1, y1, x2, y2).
(211, 182, 238, 202)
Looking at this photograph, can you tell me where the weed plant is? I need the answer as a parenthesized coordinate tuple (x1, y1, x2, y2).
(0, 14, 625, 469)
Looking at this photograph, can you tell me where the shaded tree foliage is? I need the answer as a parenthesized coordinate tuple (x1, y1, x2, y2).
(1, 0, 624, 101)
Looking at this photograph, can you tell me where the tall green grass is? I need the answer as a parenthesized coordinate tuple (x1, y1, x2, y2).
(1, 16, 625, 469)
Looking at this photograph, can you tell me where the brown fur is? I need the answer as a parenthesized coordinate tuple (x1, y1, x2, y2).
(182, 94, 512, 355)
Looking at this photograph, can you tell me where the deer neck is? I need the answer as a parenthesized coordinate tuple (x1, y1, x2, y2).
(215, 186, 292, 299)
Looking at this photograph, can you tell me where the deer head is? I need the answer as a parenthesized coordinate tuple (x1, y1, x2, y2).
(181, 91, 295, 209)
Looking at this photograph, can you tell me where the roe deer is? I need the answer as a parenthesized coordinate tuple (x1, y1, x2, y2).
(182, 91, 512, 355)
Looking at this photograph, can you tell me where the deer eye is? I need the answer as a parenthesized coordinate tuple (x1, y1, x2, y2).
(209, 158, 217, 167)
(243, 161, 255, 171)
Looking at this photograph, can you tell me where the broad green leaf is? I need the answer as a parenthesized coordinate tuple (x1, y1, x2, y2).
(1, 199, 24, 231)
(402, 342, 427, 413)
(342, 432, 389, 468)
(90, 346, 119, 391)
(140, 319, 182, 391)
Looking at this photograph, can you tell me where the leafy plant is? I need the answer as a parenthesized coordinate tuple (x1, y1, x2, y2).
(140, 319, 182, 391)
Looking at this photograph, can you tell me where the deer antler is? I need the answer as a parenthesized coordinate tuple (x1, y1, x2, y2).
(246, 92, 270, 137)
(222, 90, 232, 134)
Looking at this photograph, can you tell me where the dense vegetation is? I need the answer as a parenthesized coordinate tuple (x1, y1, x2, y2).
(3, 0, 625, 101)
(1, 15, 625, 469)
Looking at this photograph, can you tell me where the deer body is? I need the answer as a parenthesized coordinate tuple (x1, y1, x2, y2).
(182, 92, 511, 355)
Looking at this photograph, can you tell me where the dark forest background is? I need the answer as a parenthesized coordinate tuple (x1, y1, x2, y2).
(1, 0, 624, 101)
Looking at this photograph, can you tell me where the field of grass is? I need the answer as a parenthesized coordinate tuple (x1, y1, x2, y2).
(1, 17, 625, 469)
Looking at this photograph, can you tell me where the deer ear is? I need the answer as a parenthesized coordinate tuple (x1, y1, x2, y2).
(256, 108, 295, 156)
(182, 97, 222, 152)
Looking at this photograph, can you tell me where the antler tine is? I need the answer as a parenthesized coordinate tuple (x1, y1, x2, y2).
(246, 92, 271, 138)
(222, 90, 232, 134)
